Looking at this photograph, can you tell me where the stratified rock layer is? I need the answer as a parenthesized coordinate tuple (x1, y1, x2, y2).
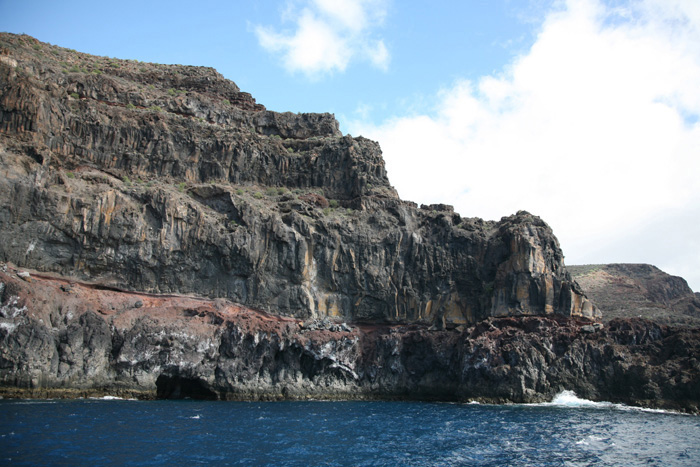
(0, 33, 596, 326)
(1, 35, 698, 411)
(1, 265, 697, 412)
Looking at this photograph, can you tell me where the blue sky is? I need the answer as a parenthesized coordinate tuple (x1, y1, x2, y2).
(0, 0, 542, 126)
(2, 0, 700, 292)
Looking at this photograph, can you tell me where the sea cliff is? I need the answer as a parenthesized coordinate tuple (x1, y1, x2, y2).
(0, 33, 594, 325)
(2, 264, 698, 412)
(1, 33, 698, 411)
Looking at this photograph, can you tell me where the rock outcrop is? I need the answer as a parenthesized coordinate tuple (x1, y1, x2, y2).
(1, 265, 697, 411)
(570, 264, 700, 327)
(8, 35, 696, 411)
(0, 33, 596, 326)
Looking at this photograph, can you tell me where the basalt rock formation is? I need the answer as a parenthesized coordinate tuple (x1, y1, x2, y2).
(9, 34, 698, 410)
(1, 264, 697, 412)
(0, 33, 596, 326)
(570, 264, 700, 328)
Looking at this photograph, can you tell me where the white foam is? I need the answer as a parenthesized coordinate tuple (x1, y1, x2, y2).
(549, 390, 612, 408)
(543, 390, 683, 415)
(89, 395, 137, 401)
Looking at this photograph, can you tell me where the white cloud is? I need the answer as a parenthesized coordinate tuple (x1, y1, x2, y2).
(255, 0, 389, 77)
(350, 0, 700, 290)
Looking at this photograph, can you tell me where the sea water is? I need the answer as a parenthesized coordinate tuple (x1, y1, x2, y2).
(1, 391, 698, 466)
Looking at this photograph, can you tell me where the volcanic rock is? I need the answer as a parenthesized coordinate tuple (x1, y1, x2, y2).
(6, 35, 696, 411)
(0, 33, 596, 326)
(0, 264, 697, 412)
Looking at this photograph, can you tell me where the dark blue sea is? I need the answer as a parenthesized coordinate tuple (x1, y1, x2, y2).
(1, 391, 698, 466)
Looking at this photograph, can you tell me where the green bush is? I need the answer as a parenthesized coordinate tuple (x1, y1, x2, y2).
(329, 199, 339, 209)
(222, 99, 230, 106)
(65, 171, 75, 179)
(123, 176, 132, 186)
(253, 192, 263, 199)
(70, 92, 79, 99)
(177, 182, 186, 192)
(149, 105, 162, 113)
(126, 103, 136, 110)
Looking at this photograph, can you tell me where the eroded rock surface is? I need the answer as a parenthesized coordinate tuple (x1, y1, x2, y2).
(8, 35, 689, 409)
(1, 265, 697, 412)
(0, 33, 596, 326)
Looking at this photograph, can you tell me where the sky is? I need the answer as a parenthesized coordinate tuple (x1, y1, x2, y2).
(1, 0, 699, 291)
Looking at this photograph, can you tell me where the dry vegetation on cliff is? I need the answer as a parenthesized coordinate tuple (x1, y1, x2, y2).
(570, 264, 700, 327)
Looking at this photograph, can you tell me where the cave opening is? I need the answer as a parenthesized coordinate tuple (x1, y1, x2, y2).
(156, 374, 219, 400)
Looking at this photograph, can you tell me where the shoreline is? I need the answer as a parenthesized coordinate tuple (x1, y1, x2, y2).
(0, 387, 696, 415)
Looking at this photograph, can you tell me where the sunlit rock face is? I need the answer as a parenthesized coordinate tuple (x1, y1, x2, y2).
(0, 32, 596, 327)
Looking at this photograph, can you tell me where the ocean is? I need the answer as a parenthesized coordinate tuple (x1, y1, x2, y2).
(1, 391, 698, 466)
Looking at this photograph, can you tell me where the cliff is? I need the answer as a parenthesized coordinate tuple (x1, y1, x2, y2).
(0, 33, 596, 326)
(2, 264, 697, 412)
(3, 34, 698, 411)
(570, 264, 700, 328)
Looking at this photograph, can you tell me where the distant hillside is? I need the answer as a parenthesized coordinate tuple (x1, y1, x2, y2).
(569, 264, 700, 327)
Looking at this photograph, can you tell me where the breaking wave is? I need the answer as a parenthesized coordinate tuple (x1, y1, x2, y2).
(548, 390, 613, 408)
(541, 390, 681, 414)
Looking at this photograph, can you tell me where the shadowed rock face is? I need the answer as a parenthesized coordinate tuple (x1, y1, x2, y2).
(1, 35, 698, 411)
(0, 266, 696, 412)
(0, 33, 596, 326)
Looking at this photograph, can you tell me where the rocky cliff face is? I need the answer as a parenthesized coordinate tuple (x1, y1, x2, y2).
(1, 265, 697, 412)
(2, 35, 698, 411)
(570, 264, 700, 327)
(0, 33, 596, 326)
